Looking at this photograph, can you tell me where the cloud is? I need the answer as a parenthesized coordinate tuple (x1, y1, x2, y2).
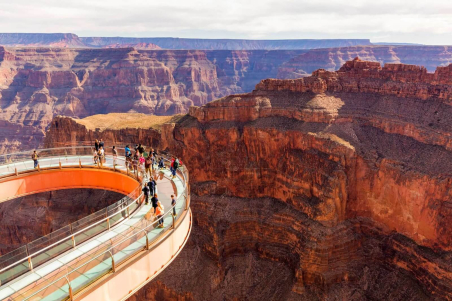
(0, 0, 451, 44)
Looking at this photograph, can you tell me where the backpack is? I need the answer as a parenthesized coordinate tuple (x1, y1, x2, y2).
(174, 159, 179, 169)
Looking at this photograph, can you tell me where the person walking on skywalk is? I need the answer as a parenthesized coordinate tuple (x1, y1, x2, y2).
(155, 200, 164, 228)
(148, 177, 157, 197)
(151, 193, 159, 214)
(142, 184, 150, 205)
(31, 150, 39, 169)
(112, 146, 118, 166)
(171, 195, 176, 217)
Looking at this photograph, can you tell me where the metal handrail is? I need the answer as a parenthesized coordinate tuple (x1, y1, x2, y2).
(22, 165, 189, 300)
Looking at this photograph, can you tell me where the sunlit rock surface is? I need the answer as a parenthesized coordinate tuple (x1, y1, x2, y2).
(45, 59, 452, 300)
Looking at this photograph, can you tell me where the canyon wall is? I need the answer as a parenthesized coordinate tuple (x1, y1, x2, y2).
(0, 46, 307, 153)
(4, 45, 452, 154)
(45, 59, 452, 300)
(278, 45, 452, 77)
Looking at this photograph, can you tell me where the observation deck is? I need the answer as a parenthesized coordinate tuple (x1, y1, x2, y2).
(0, 146, 192, 300)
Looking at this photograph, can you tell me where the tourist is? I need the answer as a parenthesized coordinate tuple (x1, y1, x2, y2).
(151, 193, 159, 214)
(158, 157, 164, 170)
(125, 145, 131, 158)
(138, 143, 145, 154)
(142, 184, 150, 205)
(99, 139, 104, 150)
(145, 153, 152, 177)
(170, 156, 175, 175)
(171, 195, 176, 217)
(31, 150, 39, 169)
(139, 152, 145, 176)
(94, 139, 99, 152)
(112, 146, 117, 166)
(132, 149, 139, 174)
(98, 147, 105, 167)
(148, 177, 157, 196)
(172, 157, 179, 179)
(93, 149, 98, 164)
(155, 200, 164, 228)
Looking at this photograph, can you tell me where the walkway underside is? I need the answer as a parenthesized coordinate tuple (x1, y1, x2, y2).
(0, 168, 139, 202)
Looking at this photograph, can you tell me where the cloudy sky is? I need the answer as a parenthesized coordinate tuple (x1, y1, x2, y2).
(1, 0, 451, 44)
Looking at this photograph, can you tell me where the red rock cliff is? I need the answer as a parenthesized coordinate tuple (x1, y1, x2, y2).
(45, 59, 452, 300)
(157, 59, 452, 300)
(0, 47, 306, 153)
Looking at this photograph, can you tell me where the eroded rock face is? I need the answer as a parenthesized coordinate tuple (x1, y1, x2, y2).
(0, 46, 307, 153)
(45, 59, 452, 300)
(43, 116, 162, 149)
(156, 59, 452, 299)
(0, 189, 124, 255)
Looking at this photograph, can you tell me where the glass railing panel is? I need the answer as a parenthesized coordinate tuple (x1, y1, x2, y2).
(0, 246, 28, 271)
(27, 225, 72, 256)
(31, 238, 73, 268)
(108, 211, 127, 229)
(19, 269, 69, 301)
(111, 231, 146, 266)
(0, 259, 29, 286)
(74, 223, 109, 247)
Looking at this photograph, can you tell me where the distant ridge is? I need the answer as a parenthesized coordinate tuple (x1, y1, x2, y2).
(0, 33, 371, 50)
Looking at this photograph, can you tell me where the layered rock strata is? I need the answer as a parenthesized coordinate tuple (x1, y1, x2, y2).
(44, 59, 452, 300)
(0, 46, 306, 153)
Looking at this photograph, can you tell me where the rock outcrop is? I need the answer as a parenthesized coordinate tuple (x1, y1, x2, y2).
(45, 59, 452, 300)
(43, 115, 163, 149)
(278, 45, 452, 77)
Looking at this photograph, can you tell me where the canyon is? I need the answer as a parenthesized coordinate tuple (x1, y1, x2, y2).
(0, 46, 309, 153)
(0, 33, 370, 50)
(43, 58, 452, 300)
(4, 44, 452, 154)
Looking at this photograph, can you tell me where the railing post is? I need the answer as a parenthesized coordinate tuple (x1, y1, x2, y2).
(127, 207, 130, 218)
(79, 158, 81, 168)
(59, 160, 62, 169)
(27, 257, 33, 271)
(71, 235, 76, 248)
(37, 164, 40, 172)
(185, 195, 188, 211)
(64, 276, 73, 301)
(15, 167, 18, 176)
(108, 251, 115, 273)
(107, 218, 110, 230)
(145, 231, 149, 250)
(172, 213, 175, 229)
